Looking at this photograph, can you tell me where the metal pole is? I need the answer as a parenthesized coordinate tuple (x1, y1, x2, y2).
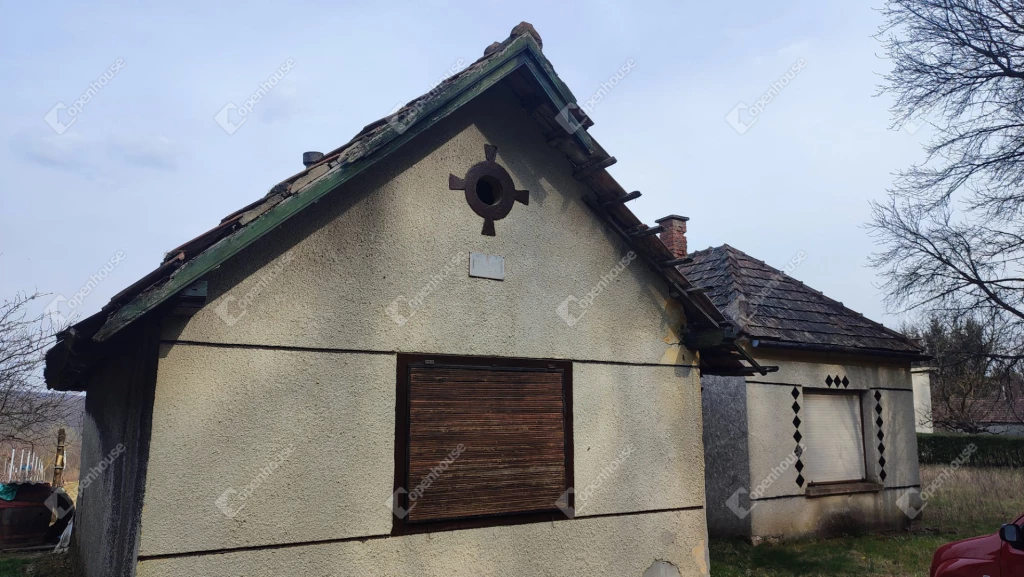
(5, 449, 12, 482)
(17, 450, 24, 482)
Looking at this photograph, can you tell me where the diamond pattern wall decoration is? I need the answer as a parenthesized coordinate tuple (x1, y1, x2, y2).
(825, 374, 850, 388)
(874, 390, 886, 482)
(792, 386, 805, 487)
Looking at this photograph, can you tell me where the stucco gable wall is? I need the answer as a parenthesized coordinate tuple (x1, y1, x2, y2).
(137, 82, 707, 576)
(159, 82, 693, 367)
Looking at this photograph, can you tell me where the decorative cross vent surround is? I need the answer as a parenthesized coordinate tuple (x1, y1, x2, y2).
(874, 390, 887, 482)
(825, 374, 849, 388)
(792, 386, 805, 488)
(449, 144, 529, 236)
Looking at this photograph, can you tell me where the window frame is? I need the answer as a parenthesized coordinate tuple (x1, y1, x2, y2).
(800, 389, 870, 486)
(392, 353, 574, 535)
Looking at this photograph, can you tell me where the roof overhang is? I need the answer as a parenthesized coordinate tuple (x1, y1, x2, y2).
(750, 338, 932, 363)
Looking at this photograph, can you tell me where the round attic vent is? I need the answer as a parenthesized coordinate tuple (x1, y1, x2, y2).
(475, 175, 503, 206)
(449, 144, 529, 236)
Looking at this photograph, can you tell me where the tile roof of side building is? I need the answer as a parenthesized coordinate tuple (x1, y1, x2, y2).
(679, 244, 926, 357)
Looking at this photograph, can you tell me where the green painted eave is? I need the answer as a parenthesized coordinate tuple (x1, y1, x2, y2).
(92, 35, 587, 342)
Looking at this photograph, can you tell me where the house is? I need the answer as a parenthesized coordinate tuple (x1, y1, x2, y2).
(676, 243, 930, 542)
(939, 397, 1024, 436)
(43, 23, 774, 577)
(967, 399, 1024, 436)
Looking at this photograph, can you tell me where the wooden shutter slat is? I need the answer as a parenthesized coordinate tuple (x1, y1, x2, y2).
(405, 365, 567, 523)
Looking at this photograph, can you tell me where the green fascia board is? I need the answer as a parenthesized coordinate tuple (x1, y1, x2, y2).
(93, 35, 587, 342)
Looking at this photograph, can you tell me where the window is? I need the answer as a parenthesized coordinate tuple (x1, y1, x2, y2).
(801, 392, 866, 484)
(392, 354, 573, 533)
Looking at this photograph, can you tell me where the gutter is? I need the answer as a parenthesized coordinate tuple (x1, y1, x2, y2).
(750, 339, 932, 362)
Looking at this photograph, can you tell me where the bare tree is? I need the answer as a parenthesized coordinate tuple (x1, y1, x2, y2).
(905, 314, 1024, 432)
(871, 0, 1024, 421)
(0, 292, 75, 449)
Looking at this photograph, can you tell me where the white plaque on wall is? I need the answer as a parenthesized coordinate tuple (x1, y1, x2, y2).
(469, 252, 505, 281)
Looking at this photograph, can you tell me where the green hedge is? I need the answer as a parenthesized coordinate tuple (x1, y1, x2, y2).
(918, 433, 1024, 468)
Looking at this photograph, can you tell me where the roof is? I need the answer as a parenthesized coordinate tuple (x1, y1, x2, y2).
(46, 23, 774, 389)
(968, 397, 1024, 425)
(679, 244, 926, 358)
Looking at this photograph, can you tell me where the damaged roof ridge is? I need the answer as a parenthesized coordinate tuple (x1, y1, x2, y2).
(261, 29, 534, 196)
(84, 27, 592, 343)
(46, 21, 771, 386)
(155, 28, 540, 270)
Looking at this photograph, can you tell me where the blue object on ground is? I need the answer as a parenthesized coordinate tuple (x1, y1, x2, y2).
(0, 483, 17, 501)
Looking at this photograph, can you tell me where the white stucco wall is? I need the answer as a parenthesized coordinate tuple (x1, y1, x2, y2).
(911, 367, 934, 433)
(137, 509, 710, 577)
(712, 354, 921, 539)
(137, 83, 707, 576)
(158, 84, 693, 369)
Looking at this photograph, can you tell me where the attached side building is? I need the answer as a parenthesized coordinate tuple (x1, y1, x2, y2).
(45, 24, 771, 577)
(679, 244, 929, 542)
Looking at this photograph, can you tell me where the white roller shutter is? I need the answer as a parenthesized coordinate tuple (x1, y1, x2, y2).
(801, 392, 866, 484)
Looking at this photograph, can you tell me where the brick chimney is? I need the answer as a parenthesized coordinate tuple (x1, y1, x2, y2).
(655, 215, 689, 258)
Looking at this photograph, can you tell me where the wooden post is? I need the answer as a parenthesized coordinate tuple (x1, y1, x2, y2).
(52, 429, 66, 488)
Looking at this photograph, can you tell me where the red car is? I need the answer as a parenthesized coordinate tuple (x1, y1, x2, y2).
(931, 514, 1024, 576)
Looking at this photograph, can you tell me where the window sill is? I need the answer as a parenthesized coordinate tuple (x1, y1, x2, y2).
(805, 481, 884, 498)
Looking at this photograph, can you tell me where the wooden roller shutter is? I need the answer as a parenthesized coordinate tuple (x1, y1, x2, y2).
(394, 355, 573, 532)
(801, 392, 867, 484)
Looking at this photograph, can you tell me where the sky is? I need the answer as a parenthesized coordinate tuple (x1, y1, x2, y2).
(0, 0, 929, 330)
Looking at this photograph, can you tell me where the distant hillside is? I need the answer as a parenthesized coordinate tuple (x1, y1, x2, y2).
(1, 391, 85, 483)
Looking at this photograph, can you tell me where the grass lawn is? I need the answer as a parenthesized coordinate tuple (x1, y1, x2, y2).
(0, 556, 35, 577)
(0, 553, 69, 577)
(711, 465, 1024, 576)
